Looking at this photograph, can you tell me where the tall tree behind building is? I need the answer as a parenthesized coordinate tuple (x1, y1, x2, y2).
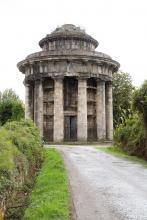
(113, 72, 134, 128)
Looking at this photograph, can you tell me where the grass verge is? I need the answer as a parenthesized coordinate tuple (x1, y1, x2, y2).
(97, 146, 147, 167)
(23, 148, 70, 220)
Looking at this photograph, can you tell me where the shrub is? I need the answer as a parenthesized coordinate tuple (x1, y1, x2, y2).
(4, 120, 44, 172)
(0, 119, 44, 218)
(0, 127, 29, 217)
(114, 115, 146, 159)
(133, 80, 147, 138)
(0, 89, 24, 126)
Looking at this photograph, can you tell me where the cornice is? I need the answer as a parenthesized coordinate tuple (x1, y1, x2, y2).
(17, 54, 119, 73)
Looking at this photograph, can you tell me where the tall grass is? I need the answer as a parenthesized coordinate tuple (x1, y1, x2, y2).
(24, 148, 70, 220)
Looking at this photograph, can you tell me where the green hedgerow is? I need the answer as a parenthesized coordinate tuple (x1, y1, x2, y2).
(114, 115, 146, 158)
(4, 120, 44, 170)
(0, 119, 44, 219)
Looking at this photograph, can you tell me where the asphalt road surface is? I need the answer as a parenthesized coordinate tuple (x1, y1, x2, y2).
(58, 146, 147, 220)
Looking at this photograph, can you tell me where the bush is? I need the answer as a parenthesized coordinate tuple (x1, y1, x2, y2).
(0, 127, 28, 191)
(0, 119, 43, 218)
(0, 89, 24, 126)
(133, 80, 147, 137)
(4, 120, 43, 173)
(114, 115, 146, 159)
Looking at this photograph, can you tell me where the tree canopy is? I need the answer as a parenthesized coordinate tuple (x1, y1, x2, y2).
(113, 72, 134, 128)
(133, 80, 147, 132)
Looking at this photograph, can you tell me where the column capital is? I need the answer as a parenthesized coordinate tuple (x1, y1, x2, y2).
(97, 74, 112, 82)
(106, 81, 112, 86)
(77, 76, 88, 81)
(34, 78, 42, 84)
(28, 61, 35, 65)
(96, 79, 105, 84)
(52, 76, 64, 81)
(24, 80, 33, 87)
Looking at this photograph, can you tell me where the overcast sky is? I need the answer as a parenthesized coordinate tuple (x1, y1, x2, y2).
(0, 0, 147, 101)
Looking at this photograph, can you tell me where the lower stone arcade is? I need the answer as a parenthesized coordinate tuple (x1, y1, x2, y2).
(24, 76, 115, 142)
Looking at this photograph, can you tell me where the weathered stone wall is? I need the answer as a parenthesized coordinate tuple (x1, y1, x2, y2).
(42, 40, 96, 51)
(23, 60, 114, 80)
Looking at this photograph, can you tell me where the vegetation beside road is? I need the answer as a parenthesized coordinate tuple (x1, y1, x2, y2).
(113, 72, 134, 128)
(0, 120, 43, 219)
(113, 73, 147, 160)
(98, 146, 147, 167)
(23, 148, 70, 220)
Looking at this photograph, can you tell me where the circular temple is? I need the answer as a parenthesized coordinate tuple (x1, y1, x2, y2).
(17, 24, 120, 143)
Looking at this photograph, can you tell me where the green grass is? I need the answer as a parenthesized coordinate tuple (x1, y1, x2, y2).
(97, 146, 147, 167)
(23, 148, 70, 220)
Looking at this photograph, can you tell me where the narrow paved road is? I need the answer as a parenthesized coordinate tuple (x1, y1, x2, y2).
(58, 146, 147, 220)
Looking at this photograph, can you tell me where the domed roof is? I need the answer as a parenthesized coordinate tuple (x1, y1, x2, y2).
(51, 24, 85, 34)
(39, 24, 98, 48)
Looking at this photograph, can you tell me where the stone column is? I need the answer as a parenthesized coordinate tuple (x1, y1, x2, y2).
(96, 80, 106, 140)
(25, 83, 31, 119)
(106, 82, 113, 141)
(77, 78, 87, 141)
(53, 77, 64, 142)
(34, 80, 43, 136)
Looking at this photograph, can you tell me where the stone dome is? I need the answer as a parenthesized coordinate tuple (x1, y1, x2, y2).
(39, 24, 98, 50)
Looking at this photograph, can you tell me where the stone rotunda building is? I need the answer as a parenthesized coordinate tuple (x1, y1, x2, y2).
(17, 24, 120, 142)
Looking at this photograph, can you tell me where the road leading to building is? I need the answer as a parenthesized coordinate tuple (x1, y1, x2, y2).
(58, 146, 147, 220)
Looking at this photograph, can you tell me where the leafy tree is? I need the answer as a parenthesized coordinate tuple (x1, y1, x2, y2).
(133, 80, 147, 136)
(0, 89, 24, 126)
(113, 72, 134, 128)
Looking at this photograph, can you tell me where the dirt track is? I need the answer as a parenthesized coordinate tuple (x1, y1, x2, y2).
(58, 146, 147, 220)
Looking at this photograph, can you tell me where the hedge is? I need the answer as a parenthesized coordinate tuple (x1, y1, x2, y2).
(114, 115, 146, 159)
(0, 119, 43, 219)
